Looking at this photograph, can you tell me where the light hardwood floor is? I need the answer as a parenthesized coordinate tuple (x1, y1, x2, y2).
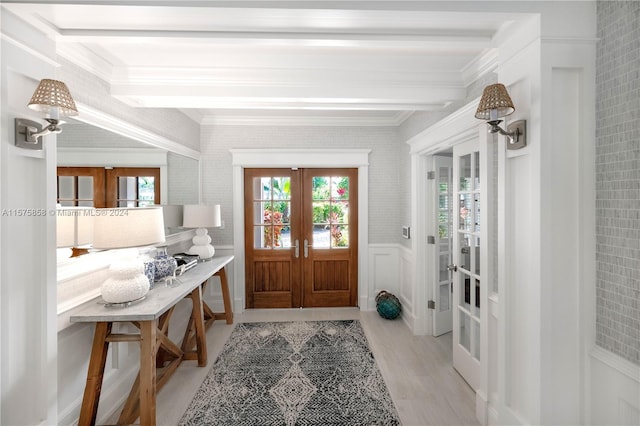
(110, 308, 479, 426)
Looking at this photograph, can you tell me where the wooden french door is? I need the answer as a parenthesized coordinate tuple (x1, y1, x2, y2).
(244, 168, 358, 308)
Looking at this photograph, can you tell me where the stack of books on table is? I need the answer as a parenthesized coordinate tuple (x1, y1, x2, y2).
(173, 253, 199, 276)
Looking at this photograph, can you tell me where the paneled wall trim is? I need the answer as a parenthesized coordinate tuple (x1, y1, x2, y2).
(368, 244, 415, 329)
(590, 346, 640, 425)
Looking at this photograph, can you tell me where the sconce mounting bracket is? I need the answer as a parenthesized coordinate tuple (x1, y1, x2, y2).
(15, 118, 43, 150)
(506, 120, 527, 150)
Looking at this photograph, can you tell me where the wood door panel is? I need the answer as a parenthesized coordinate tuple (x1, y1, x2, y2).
(253, 261, 292, 292)
(312, 260, 350, 291)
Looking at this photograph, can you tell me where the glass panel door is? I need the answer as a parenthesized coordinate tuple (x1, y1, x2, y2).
(433, 155, 453, 336)
(452, 140, 482, 390)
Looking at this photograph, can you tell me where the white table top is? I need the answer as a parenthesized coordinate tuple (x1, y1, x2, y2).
(70, 255, 234, 323)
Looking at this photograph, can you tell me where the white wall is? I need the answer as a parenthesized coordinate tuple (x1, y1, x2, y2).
(1, 11, 59, 425)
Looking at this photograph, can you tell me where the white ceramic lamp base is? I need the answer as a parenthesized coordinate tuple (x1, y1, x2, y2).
(101, 258, 151, 303)
(187, 228, 215, 260)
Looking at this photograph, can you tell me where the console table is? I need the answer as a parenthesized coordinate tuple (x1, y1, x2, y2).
(71, 255, 234, 426)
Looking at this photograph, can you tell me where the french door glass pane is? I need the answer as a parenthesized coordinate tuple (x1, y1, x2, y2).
(459, 154, 472, 191)
(77, 176, 93, 200)
(474, 151, 481, 190)
(138, 177, 155, 205)
(460, 233, 471, 271)
(253, 177, 291, 249)
(473, 318, 481, 360)
(313, 225, 330, 248)
(474, 236, 481, 275)
(439, 282, 451, 312)
(473, 278, 481, 316)
(312, 176, 350, 249)
(331, 224, 348, 247)
(116, 176, 156, 206)
(459, 193, 473, 231)
(460, 311, 471, 352)
(461, 274, 471, 309)
(439, 253, 449, 281)
(438, 165, 451, 240)
(474, 194, 481, 233)
(58, 176, 74, 201)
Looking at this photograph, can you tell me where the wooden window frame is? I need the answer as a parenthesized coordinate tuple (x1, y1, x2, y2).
(106, 167, 161, 207)
(57, 167, 160, 208)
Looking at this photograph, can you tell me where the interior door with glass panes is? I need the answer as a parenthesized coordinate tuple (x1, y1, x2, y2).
(452, 139, 483, 390)
(432, 155, 454, 336)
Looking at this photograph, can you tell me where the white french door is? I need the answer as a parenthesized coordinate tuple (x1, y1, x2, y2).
(432, 155, 453, 337)
(451, 138, 484, 390)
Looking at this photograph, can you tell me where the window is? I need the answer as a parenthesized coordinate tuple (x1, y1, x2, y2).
(106, 168, 160, 207)
(57, 167, 160, 207)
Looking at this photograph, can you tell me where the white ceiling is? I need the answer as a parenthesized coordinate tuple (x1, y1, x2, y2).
(4, 1, 523, 126)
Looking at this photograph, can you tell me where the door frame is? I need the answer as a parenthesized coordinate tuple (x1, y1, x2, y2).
(408, 99, 494, 422)
(230, 149, 371, 314)
(410, 100, 484, 337)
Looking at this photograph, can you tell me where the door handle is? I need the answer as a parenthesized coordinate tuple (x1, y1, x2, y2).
(294, 239, 299, 258)
(447, 264, 458, 272)
(304, 239, 312, 258)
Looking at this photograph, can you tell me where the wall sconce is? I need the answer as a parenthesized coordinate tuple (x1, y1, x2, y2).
(15, 79, 78, 150)
(475, 83, 527, 150)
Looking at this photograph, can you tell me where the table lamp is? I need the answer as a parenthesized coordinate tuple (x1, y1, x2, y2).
(56, 206, 95, 257)
(183, 204, 221, 260)
(92, 206, 165, 304)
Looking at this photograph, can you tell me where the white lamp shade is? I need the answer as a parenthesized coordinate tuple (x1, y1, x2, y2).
(92, 207, 165, 249)
(56, 207, 94, 247)
(183, 204, 221, 228)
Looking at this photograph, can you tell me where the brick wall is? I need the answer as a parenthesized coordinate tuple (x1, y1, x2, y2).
(595, 0, 640, 365)
(167, 152, 199, 205)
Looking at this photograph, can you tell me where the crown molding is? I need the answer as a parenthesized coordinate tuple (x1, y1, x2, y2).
(462, 48, 498, 87)
(74, 103, 200, 160)
(56, 42, 114, 83)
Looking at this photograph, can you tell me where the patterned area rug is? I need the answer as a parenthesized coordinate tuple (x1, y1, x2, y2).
(179, 320, 400, 426)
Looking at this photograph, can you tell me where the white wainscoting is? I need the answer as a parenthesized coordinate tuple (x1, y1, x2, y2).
(590, 346, 640, 426)
(368, 244, 416, 331)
